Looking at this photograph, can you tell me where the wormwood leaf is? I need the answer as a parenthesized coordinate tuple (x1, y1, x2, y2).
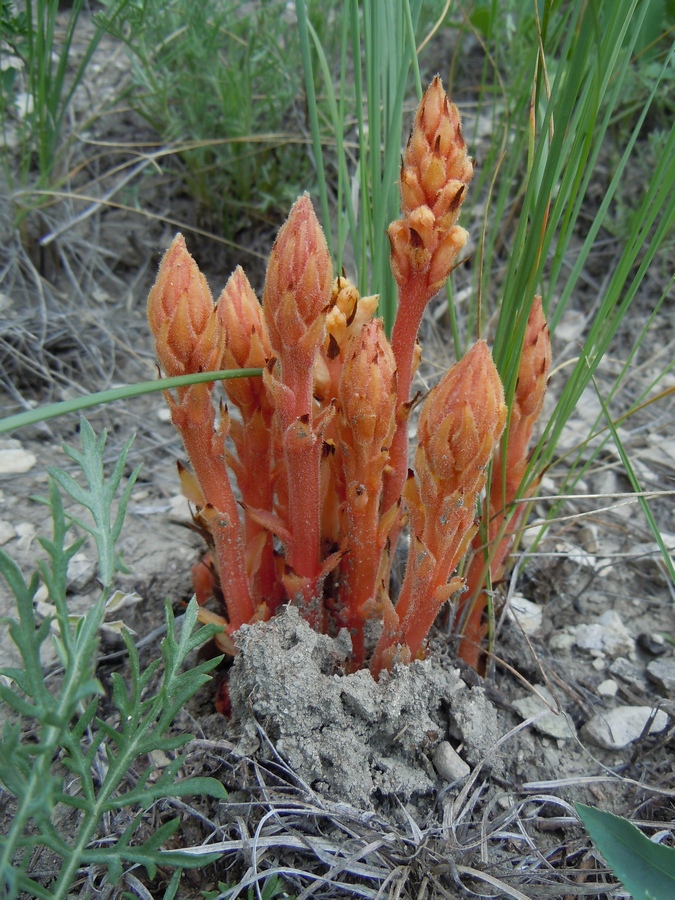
(0, 421, 226, 898)
(47, 417, 140, 591)
(577, 804, 675, 900)
(81, 806, 222, 880)
(0, 548, 47, 702)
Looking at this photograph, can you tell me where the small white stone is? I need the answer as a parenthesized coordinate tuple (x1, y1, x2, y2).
(571, 610, 634, 658)
(513, 686, 577, 740)
(15, 522, 36, 550)
(506, 595, 543, 635)
(157, 407, 172, 423)
(556, 309, 587, 344)
(0, 440, 37, 474)
(582, 706, 669, 750)
(597, 610, 635, 657)
(0, 520, 15, 545)
(549, 630, 576, 653)
(592, 657, 606, 671)
(432, 742, 470, 782)
(578, 523, 599, 554)
(169, 494, 192, 521)
(67, 553, 96, 591)
(519, 519, 547, 550)
(646, 659, 675, 694)
(610, 657, 647, 688)
(597, 679, 618, 697)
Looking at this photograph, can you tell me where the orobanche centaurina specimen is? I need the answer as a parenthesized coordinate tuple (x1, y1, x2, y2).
(147, 76, 551, 679)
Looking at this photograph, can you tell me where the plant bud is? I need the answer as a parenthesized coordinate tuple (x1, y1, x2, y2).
(402, 76, 473, 221)
(217, 266, 273, 416)
(339, 319, 397, 452)
(147, 234, 223, 378)
(500, 296, 552, 486)
(417, 342, 506, 494)
(514, 296, 551, 421)
(389, 77, 473, 297)
(263, 194, 332, 359)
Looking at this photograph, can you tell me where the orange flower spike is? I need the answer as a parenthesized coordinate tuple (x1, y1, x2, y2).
(457, 300, 551, 671)
(217, 267, 278, 610)
(374, 342, 506, 671)
(262, 196, 334, 626)
(506, 296, 551, 480)
(417, 342, 507, 502)
(147, 234, 223, 390)
(217, 266, 273, 418)
(338, 320, 397, 666)
(147, 236, 254, 631)
(490, 297, 551, 517)
(384, 77, 474, 517)
(264, 193, 332, 421)
(340, 319, 397, 467)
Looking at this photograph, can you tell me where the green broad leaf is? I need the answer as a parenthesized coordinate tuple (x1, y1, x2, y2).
(576, 804, 675, 900)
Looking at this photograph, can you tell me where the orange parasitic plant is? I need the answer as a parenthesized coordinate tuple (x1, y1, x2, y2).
(147, 77, 550, 677)
(455, 297, 551, 671)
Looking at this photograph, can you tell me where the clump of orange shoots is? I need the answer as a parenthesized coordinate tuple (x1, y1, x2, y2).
(147, 77, 550, 677)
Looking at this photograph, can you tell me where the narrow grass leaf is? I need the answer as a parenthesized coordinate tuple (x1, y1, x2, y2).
(0, 368, 263, 435)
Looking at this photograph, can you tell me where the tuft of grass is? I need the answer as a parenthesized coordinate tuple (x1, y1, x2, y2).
(103, 0, 343, 237)
(0, 0, 132, 200)
(0, 419, 226, 899)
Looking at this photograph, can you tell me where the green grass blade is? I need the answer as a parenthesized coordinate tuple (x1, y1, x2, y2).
(593, 378, 675, 583)
(0, 368, 263, 435)
(295, 0, 333, 259)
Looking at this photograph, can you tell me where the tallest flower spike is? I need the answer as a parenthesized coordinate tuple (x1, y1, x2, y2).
(384, 76, 474, 519)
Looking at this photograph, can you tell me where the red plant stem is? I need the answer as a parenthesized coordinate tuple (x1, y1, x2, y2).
(340, 475, 385, 669)
(382, 275, 430, 516)
(284, 424, 322, 581)
(399, 511, 473, 659)
(236, 413, 279, 610)
(175, 398, 254, 629)
(272, 354, 325, 628)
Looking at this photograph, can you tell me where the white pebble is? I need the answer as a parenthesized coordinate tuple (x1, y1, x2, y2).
(597, 679, 618, 697)
(432, 742, 470, 782)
